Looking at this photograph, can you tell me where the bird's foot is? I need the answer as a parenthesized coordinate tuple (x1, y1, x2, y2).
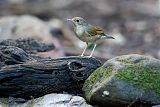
(80, 54, 84, 57)
(87, 55, 92, 58)
(80, 54, 93, 58)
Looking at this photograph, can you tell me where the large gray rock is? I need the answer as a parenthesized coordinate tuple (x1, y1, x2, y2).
(83, 54, 160, 106)
(0, 93, 93, 107)
(0, 15, 52, 42)
(0, 15, 64, 58)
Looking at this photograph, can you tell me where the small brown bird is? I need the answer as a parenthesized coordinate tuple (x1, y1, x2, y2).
(67, 17, 115, 57)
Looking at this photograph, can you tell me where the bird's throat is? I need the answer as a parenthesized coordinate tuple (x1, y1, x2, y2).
(75, 25, 85, 37)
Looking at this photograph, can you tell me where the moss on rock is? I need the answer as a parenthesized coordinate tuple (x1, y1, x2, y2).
(116, 64, 160, 95)
(83, 65, 113, 100)
(116, 59, 135, 65)
(83, 54, 160, 105)
(84, 65, 113, 87)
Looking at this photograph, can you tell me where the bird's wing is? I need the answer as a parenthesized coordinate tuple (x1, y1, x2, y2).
(86, 25, 105, 36)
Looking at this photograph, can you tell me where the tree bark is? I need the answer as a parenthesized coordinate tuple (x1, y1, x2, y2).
(0, 39, 102, 99)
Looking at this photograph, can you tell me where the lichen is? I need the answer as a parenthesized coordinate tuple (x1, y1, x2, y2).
(103, 65, 113, 80)
(116, 59, 135, 65)
(86, 67, 101, 85)
(83, 65, 113, 101)
(83, 65, 113, 95)
(116, 64, 160, 95)
(86, 65, 113, 84)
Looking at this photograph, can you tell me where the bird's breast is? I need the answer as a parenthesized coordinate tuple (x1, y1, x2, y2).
(74, 26, 99, 43)
(75, 26, 85, 37)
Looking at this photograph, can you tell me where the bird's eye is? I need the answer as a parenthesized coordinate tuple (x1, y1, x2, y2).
(76, 20, 79, 22)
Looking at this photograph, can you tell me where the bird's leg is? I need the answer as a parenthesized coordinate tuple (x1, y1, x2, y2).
(89, 44, 96, 57)
(81, 43, 88, 56)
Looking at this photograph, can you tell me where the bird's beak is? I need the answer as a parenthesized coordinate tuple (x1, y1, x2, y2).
(67, 19, 72, 21)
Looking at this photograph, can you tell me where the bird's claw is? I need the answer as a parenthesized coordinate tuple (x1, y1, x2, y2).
(87, 55, 92, 58)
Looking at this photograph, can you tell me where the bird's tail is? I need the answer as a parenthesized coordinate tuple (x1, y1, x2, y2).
(101, 34, 115, 39)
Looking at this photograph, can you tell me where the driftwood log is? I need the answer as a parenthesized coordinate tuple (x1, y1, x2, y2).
(0, 39, 102, 99)
(0, 38, 55, 54)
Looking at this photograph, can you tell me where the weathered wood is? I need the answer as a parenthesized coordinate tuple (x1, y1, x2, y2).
(0, 39, 102, 99)
(0, 38, 55, 54)
(0, 46, 33, 67)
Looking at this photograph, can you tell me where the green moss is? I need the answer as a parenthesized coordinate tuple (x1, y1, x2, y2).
(86, 67, 101, 85)
(87, 65, 113, 84)
(83, 66, 112, 90)
(92, 65, 113, 83)
(116, 64, 160, 95)
(83, 65, 113, 101)
(117, 59, 134, 65)
(103, 65, 113, 79)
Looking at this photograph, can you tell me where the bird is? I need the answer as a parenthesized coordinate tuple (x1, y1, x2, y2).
(67, 17, 115, 57)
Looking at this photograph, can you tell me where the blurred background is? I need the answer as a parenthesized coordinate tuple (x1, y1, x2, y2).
(0, 0, 160, 61)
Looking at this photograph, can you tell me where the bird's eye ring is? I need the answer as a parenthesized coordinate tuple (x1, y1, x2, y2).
(76, 20, 79, 22)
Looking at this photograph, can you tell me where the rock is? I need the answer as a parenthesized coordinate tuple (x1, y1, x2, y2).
(158, 50, 160, 59)
(153, 105, 160, 107)
(83, 54, 160, 106)
(0, 93, 93, 107)
(0, 15, 51, 42)
(0, 15, 64, 58)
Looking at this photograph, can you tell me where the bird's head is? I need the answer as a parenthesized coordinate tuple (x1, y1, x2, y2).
(67, 17, 87, 26)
